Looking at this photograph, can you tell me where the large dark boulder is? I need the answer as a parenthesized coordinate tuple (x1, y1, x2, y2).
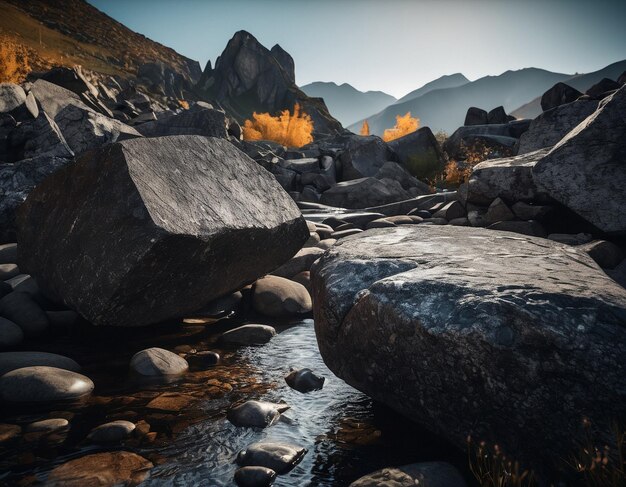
(487, 106, 507, 124)
(517, 99, 599, 154)
(311, 225, 626, 472)
(0, 155, 70, 243)
(16, 135, 308, 326)
(464, 107, 488, 126)
(444, 124, 512, 160)
(135, 107, 227, 138)
(586, 78, 621, 99)
(533, 86, 626, 234)
(387, 127, 444, 181)
(339, 134, 393, 180)
(540, 82, 582, 111)
(319, 177, 411, 209)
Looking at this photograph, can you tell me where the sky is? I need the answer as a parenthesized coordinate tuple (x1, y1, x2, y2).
(88, 0, 626, 99)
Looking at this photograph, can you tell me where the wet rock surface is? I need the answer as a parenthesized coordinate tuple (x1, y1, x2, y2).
(0, 366, 94, 403)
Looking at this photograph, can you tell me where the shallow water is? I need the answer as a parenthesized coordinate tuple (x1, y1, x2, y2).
(0, 317, 469, 486)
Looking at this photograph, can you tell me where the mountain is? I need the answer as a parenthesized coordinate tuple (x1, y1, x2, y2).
(349, 68, 574, 135)
(300, 81, 396, 127)
(0, 0, 201, 89)
(393, 73, 469, 105)
(510, 59, 626, 119)
(196, 31, 342, 135)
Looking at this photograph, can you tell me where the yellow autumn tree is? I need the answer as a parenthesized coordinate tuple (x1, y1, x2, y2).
(243, 103, 314, 148)
(0, 39, 30, 83)
(382, 112, 420, 142)
(360, 119, 370, 136)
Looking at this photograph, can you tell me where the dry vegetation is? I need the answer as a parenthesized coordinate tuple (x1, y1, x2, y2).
(360, 120, 370, 136)
(243, 103, 314, 148)
(382, 112, 420, 142)
(0, 38, 31, 83)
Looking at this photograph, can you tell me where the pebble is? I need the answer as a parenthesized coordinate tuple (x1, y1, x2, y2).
(237, 442, 307, 473)
(25, 418, 69, 434)
(0, 263, 19, 280)
(129, 347, 189, 376)
(227, 400, 290, 428)
(88, 420, 136, 443)
(220, 324, 276, 346)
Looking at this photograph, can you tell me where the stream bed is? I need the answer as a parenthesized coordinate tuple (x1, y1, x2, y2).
(0, 316, 471, 486)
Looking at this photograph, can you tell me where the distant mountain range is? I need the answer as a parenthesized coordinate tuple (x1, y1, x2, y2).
(347, 60, 626, 135)
(393, 73, 469, 105)
(300, 82, 396, 126)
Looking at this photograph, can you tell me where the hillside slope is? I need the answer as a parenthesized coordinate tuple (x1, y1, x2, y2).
(300, 81, 396, 127)
(0, 0, 201, 84)
(393, 73, 469, 105)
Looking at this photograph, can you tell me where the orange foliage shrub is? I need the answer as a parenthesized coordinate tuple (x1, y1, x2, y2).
(360, 120, 370, 136)
(243, 103, 314, 148)
(382, 112, 420, 142)
(178, 99, 189, 110)
(0, 39, 31, 83)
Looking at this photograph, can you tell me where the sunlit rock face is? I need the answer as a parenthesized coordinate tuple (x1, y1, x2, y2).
(312, 225, 626, 471)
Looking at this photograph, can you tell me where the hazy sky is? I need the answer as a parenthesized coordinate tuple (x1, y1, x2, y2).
(88, 0, 626, 99)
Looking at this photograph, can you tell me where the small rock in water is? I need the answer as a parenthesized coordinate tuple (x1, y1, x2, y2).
(253, 275, 312, 318)
(25, 418, 69, 434)
(285, 368, 325, 393)
(88, 420, 136, 443)
(227, 400, 290, 428)
(237, 442, 307, 473)
(0, 366, 93, 403)
(186, 350, 220, 368)
(220, 324, 276, 346)
(0, 263, 19, 280)
(129, 347, 189, 376)
(0, 318, 23, 350)
(234, 466, 277, 487)
(0, 243, 17, 265)
(46, 451, 153, 487)
(349, 461, 467, 487)
(0, 351, 81, 376)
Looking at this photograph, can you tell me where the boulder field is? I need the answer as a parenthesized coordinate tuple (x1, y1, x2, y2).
(311, 225, 626, 470)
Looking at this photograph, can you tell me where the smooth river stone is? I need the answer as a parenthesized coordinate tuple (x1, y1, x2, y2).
(129, 347, 188, 376)
(0, 366, 94, 402)
(0, 351, 81, 376)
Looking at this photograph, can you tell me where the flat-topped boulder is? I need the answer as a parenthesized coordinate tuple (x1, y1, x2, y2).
(464, 148, 551, 204)
(311, 225, 626, 470)
(17, 135, 309, 327)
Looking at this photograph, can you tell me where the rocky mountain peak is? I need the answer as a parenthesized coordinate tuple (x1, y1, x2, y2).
(196, 30, 342, 135)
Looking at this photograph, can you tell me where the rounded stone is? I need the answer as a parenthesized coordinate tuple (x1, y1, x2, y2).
(237, 442, 307, 474)
(0, 263, 19, 280)
(0, 292, 49, 337)
(88, 420, 136, 443)
(46, 451, 153, 487)
(0, 366, 94, 403)
(349, 462, 467, 487)
(219, 324, 276, 346)
(0, 318, 23, 350)
(129, 347, 189, 376)
(227, 400, 290, 428)
(252, 275, 312, 318)
(285, 368, 325, 393)
(25, 418, 69, 434)
(0, 351, 81, 376)
(234, 466, 277, 487)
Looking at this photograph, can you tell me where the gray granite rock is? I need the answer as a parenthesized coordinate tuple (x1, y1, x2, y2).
(237, 442, 307, 473)
(219, 324, 277, 346)
(311, 225, 626, 470)
(129, 348, 188, 376)
(227, 400, 290, 428)
(252, 275, 312, 318)
(17, 136, 308, 327)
